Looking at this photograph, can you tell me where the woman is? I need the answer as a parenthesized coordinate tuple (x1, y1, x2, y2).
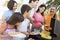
(29, 4, 46, 40)
(32, 4, 46, 32)
(0, 12, 24, 40)
(2, 0, 17, 22)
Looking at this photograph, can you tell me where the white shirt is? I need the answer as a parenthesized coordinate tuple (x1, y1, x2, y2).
(17, 8, 35, 32)
(17, 19, 30, 32)
(30, 8, 35, 18)
(29, 8, 35, 30)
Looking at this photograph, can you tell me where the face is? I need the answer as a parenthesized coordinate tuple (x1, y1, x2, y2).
(26, 11, 30, 18)
(50, 6, 56, 15)
(15, 22, 22, 26)
(32, 0, 39, 8)
(39, 7, 45, 13)
(24, 10, 30, 18)
(13, 3, 17, 11)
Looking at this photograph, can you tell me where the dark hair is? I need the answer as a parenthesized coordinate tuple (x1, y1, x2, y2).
(29, 0, 39, 3)
(36, 4, 46, 16)
(7, 12, 24, 25)
(7, 0, 17, 10)
(21, 4, 31, 15)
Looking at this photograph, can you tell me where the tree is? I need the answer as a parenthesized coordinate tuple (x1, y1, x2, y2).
(46, 0, 60, 9)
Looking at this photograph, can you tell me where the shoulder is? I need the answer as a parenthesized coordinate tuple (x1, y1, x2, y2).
(33, 12, 37, 15)
(4, 10, 10, 14)
(3, 10, 9, 16)
(3, 10, 12, 16)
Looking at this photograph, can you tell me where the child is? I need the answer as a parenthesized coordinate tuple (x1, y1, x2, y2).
(0, 12, 24, 40)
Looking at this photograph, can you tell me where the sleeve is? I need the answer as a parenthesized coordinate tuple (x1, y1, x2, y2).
(30, 9, 35, 17)
(3, 11, 8, 17)
(33, 13, 35, 18)
(2, 11, 8, 21)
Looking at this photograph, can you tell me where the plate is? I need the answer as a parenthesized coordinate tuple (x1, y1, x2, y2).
(10, 33, 26, 38)
(30, 32, 39, 35)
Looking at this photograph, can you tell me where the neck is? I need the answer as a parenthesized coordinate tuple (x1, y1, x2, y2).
(10, 10, 13, 11)
(38, 12, 41, 14)
(38, 12, 40, 14)
(12, 10, 15, 12)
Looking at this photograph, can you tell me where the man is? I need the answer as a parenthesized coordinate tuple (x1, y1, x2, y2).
(29, 0, 39, 17)
(28, 0, 39, 21)
(28, 0, 39, 32)
(45, 6, 59, 40)
(29, 0, 39, 8)
(45, 6, 59, 25)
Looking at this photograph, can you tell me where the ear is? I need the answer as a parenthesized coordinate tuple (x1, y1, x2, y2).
(24, 11, 27, 14)
(31, 1, 34, 3)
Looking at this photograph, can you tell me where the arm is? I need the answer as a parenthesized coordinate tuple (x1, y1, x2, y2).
(0, 22, 11, 38)
(16, 28, 29, 35)
(28, 17, 34, 24)
(2, 16, 6, 21)
(28, 13, 36, 26)
(27, 23, 31, 33)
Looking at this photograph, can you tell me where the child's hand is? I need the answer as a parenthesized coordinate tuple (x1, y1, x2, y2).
(24, 32, 29, 35)
(8, 32, 20, 35)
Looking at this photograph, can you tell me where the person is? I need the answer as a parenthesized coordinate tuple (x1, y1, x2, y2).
(29, 0, 39, 8)
(29, 0, 39, 17)
(28, 0, 39, 27)
(17, 4, 31, 35)
(32, 4, 46, 31)
(29, 4, 46, 40)
(45, 6, 59, 40)
(18, 0, 39, 39)
(45, 6, 59, 26)
(17, 0, 39, 33)
(0, 12, 24, 40)
(2, 0, 17, 22)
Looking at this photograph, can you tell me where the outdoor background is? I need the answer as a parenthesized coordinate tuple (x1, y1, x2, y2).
(0, 0, 60, 19)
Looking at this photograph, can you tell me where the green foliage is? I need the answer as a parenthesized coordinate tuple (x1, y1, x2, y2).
(46, 0, 60, 17)
(46, 0, 60, 8)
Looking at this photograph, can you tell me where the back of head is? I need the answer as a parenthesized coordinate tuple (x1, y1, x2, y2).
(7, 12, 24, 25)
(21, 4, 31, 15)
